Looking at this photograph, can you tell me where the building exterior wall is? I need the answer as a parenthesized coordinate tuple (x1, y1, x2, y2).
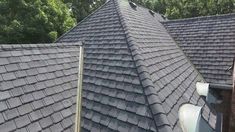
(230, 61, 235, 132)
(213, 90, 231, 132)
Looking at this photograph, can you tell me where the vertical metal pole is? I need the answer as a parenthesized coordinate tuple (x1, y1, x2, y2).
(75, 44, 84, 132)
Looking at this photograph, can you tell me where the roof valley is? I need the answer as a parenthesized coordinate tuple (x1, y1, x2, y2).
(159, 21, 206, 84)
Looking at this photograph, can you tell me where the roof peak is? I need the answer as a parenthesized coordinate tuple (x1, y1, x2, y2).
(57, 0, 218, 131)
(114, 1, 173, 130)
(56, 0, 164, 43)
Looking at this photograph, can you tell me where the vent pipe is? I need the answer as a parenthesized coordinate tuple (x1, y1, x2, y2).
(179, 104, 202, 132)
(196, 82, 209, 97)
(129, 1, 137, 8)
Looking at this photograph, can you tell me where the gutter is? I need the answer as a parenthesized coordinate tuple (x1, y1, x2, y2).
(209, 83, 232, 90)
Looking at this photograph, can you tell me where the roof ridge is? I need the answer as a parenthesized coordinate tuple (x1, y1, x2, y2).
(127, 0, 166, 20)
(113, 0, 172, 131)
(163, 13, 235, 23)
(0, 42, 82, 50)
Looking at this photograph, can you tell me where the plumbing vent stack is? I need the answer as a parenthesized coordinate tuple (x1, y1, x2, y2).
(196, 82, 209, 97)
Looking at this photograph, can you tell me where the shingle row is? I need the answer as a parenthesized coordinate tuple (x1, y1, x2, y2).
(116, 0, 217, 131)
(163, 14, 235, 86)
(56, 0, 218, 131)
(57, 0, 157, 131)
(0, 43, 81, 132)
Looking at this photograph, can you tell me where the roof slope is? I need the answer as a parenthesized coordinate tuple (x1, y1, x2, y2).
(57, 0, 217, 131)
(162, 14, 235, 86)
(116, 0, 216, 131)
(58, 1, 157, 131)
(0, 43, 80, 132)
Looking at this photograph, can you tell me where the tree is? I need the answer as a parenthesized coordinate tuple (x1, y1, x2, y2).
(0, 0, 76, 44)
(132, 0, 235, 19)
(1, 0, 235, 44)
(67, 0, 106, 22)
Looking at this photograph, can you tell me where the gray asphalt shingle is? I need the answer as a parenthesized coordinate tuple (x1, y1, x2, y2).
(0, 120, 17, 132)
(0, 0, 220, 131)
(15, 115, 31, 128)
(163, 14, 235, 86)
(57, 0, 157, 131)
(0, 43, 81, 131)
(0, 113, 5, 124)
(27, 122, 42, 132)
(56, 0, 217, 131)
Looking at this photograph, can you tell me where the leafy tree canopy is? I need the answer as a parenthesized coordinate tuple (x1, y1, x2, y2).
(0, 0, 76, 43)
(63, 0, 106, 22)
(1, 0, 235, 44)
(132, 0, 235, 19)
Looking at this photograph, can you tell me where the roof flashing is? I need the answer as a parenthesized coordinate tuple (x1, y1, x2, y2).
(129, 1, 137, 9)
(149, 10, 154, 16)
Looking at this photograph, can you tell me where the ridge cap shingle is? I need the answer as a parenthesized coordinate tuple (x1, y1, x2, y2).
(113, 0, 173, 131)
(54, 0, 218, 130)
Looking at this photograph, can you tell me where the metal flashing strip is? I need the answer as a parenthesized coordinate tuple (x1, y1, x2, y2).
(75, 43, 84, 132)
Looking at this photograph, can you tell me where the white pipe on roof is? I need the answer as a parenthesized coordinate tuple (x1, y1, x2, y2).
(196, 82, 209, 97)
(179, 104, 202, 132)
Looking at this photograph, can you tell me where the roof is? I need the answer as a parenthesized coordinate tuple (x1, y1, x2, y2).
(0, 43, 81, 132)
(162, 13, 235, 87)
(57, 0, 217, 131)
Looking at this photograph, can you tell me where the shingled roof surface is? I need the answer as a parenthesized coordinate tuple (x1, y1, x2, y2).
(162, 14, 235, 86)
(0, 43, 81, 132)
(57, 0, 217, 132)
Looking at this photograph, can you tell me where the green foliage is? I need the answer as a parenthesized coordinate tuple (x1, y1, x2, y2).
(132, 0, 235, 19)
(48, 31, 58, 42)
(0, 0, 76, 44)
(1, 0, 235, 44)
(65, 0, 106, 22)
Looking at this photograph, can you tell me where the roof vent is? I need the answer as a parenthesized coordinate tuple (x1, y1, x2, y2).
(129, 1, 137, 8)
(149, 10, 154, 16)
(161, 14, 167, 20)
(196, 82, 222, 104)
(179, 104, 202, 132)
(196, 82, 209, 97)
